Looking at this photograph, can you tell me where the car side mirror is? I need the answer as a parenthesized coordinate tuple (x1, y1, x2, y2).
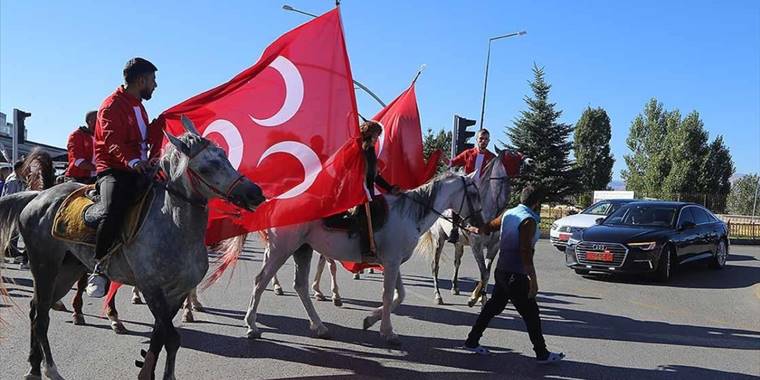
(679, 221, 696, 231)
(595, 218, 604, 225)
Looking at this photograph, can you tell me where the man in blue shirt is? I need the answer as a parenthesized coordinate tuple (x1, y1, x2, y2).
(464, 184, 564, 363)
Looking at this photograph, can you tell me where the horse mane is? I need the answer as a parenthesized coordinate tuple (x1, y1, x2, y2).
(392, 171, 458, 221)
(21, 148, 55, 190)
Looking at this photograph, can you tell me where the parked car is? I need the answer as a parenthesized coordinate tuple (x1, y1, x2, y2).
(550, 199, 636, 251)
(565, 201, 729, 282)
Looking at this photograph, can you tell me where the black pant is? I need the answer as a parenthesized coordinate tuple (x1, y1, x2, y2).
(94, 169, 146, 260)
(465, 270, 548, 358)
(72, 176, 96, 185)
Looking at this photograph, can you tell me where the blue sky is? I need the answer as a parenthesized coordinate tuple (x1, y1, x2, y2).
(1, 0, 758, 180)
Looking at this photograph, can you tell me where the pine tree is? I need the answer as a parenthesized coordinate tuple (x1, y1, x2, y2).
(574, 106, 614, 205)
(504, 64, 578, 204)
(422, 128, 451, 175)
(622, 98, 675, 198)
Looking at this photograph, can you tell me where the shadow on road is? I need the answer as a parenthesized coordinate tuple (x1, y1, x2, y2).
(581, 261, 760, 289)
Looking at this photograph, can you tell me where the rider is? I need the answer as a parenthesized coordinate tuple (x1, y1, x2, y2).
(445, 128, 495, 242)
(65, 110, 98, 184)
(463, 184, 564, 363)
(359, 120, 400, 260)
(86, 57, 163, 298)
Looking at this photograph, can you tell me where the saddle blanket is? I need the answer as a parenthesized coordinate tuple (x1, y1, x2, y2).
(51, 184, 154, 248)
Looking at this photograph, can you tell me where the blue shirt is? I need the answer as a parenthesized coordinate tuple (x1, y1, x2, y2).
(496, 204, 541, 274)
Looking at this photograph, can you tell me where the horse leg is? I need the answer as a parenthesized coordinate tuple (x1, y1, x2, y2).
(106, 286, 128, 334)
(181, 295, 194, 323)
(452, 242, 464, 296)
(272, 273, 284, 296)
(431, 238, 444, 305)
(245, 245, 292, 339)
(26, 298, 43, 380)
(468, 244, 488, 308)
(311, 254, 327, 301)
(292, 245, 329, 338)
(138, 289, 182, 380)
(364, 263, 402, 345)
(131, 287, 144, 304)
(161, 301, 183, 380)
(480, 243, 498, 305)
(71, 274, 87, 325)
(188, 287, 204, 311)
(327, 258, 342, 307)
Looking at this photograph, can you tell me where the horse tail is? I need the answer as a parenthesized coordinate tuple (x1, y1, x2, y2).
(414, 230, 436, 260)
(0, 191, 39, 323)
(202, 233, 249, 289)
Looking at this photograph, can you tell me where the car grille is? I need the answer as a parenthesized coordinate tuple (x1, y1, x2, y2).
(575, 241, 628, 267)
(550, 237, 567, 246)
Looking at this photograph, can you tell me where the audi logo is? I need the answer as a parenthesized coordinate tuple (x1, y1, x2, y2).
(592, 244, 605, 251)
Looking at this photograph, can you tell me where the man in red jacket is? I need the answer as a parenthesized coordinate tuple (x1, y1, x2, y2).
(65, 110, 98, 184)
(444, 129, 495, 242)
(86, 57, 163, 297)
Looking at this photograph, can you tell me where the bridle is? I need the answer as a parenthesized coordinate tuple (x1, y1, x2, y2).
(400, 176, 482, 229)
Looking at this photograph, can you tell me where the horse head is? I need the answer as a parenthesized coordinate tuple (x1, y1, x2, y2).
(478, 152, 512, 220)
(454, 172, 485, 228)
(163, 115, 266, 211)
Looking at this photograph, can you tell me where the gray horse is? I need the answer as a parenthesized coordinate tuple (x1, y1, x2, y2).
(0, 116, 264, 380)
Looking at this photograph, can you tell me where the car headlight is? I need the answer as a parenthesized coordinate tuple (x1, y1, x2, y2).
(628, 242, 657, 251)
(567, 237, 580, 246)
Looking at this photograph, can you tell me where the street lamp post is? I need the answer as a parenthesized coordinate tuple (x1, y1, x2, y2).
(478, 31, 526, 130)
(282, 4, 387, 107)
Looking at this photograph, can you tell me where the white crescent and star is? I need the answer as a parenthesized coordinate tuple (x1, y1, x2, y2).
(250, 56, 304, 127)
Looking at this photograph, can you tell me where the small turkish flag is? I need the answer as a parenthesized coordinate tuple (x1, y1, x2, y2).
(162, 8, 367, 245)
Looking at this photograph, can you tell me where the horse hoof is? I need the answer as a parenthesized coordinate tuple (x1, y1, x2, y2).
(362, 316, 376, 331)
(131, 296, 143, 305)
(192, 304, 205, 312)
(385, 335, 402, 347)
(111, 321, 128, 335)
(435, 297, 444, 305)
(273, 287, 284, 296)
(246, 328, 262, 339)
(332, 297, 343, 307)
(51, 301, 67, 312)
(452, 289, 460, 296)
(353, 273, 361, 280)
(467, 298, 477, 308)
(314, 293, 326, 302)
(23, 371, 42, 380)
(182, 311, 195, 323)
(72, 313, 85, 326)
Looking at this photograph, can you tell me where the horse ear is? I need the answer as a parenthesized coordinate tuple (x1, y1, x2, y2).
(163, 130, 190, 156)
(180, 115, 201, 136)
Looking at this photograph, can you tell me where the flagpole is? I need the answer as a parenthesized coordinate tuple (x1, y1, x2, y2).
(411, 64, 427, 85)
(282, 4, 386, 107)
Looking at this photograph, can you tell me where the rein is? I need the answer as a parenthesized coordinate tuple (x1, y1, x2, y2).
(399, 177, 481, 229)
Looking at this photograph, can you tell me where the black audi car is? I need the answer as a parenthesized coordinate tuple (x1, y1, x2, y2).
(565, 201, 729, 282)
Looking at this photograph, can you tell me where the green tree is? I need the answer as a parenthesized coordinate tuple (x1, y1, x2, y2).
(422, 128, 451, 175)
(622, 98, 675, 198)
(574, 106, 614, 206)
(504, 64, 578, 204)
(727, 174, 759, 215)
(700, 136, 734, 212)
(662, 111, 709, 201)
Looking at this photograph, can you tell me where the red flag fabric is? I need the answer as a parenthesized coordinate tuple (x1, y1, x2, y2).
(374, 84, 440, 190)
(162, 8, 367, 245)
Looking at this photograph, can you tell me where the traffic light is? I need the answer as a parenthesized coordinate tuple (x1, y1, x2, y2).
(452, 114, 476, 156)
(13, 108, 31, 144)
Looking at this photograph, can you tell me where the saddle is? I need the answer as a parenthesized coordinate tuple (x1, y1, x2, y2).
(322, 197, 389, 235)
(51, 184, 154, 249)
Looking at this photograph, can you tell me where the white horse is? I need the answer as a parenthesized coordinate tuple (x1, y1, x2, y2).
(270, 254, 344, 306)
(221, 172, 483, 345)
(421, 151, 520, 307)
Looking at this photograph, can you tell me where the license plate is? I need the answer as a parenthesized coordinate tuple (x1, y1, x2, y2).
(587, 250, 614, 262)
(559, 233, 571, 241)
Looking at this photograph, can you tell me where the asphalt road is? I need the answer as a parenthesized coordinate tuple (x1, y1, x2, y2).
(2, 238, 759, 379)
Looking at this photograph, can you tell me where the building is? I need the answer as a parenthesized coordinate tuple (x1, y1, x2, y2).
(0, 111, 68, 172)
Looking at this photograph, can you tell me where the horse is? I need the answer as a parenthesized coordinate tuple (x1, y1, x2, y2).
(0, 116, 265, 380)
(220, 171, 483, 345)
(422, 151, 532, 307)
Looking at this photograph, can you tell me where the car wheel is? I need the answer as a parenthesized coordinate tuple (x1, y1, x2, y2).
(654, 246, 673, 283)
(709, 239, 727, 269)
(574, 269, 589, 275)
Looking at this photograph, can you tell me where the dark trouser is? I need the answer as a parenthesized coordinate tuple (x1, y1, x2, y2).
(94, 169, 146, 260)
(465, 270, 548, 358)
(73, 176, 96, 185)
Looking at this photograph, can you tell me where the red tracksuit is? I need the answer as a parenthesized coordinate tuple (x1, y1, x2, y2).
(65, 127, 95, 179)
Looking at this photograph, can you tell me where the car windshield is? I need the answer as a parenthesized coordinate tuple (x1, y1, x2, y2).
(604, 205, 678, 227)
(583, 201, 614, 215)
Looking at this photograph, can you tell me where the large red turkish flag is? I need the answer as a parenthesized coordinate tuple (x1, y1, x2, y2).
(162, 8, 367, 245)
(374, 84, 440, 190)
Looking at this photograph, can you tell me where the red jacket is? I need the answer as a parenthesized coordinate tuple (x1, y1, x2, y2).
(450, 147, 496, 176)
(65, 127, 95, 179)
(95, 87, 163, 173)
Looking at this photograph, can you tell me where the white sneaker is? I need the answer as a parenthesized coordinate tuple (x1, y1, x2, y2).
(86, 273, 107, 298)
(537, 352, 565, 364)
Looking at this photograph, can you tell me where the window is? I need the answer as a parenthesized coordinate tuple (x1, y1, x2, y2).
(605, 205, 678, 227)
(678, 208, 696, 227)
(691, 208, 711, 224)
(584, 202, 612, 215)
